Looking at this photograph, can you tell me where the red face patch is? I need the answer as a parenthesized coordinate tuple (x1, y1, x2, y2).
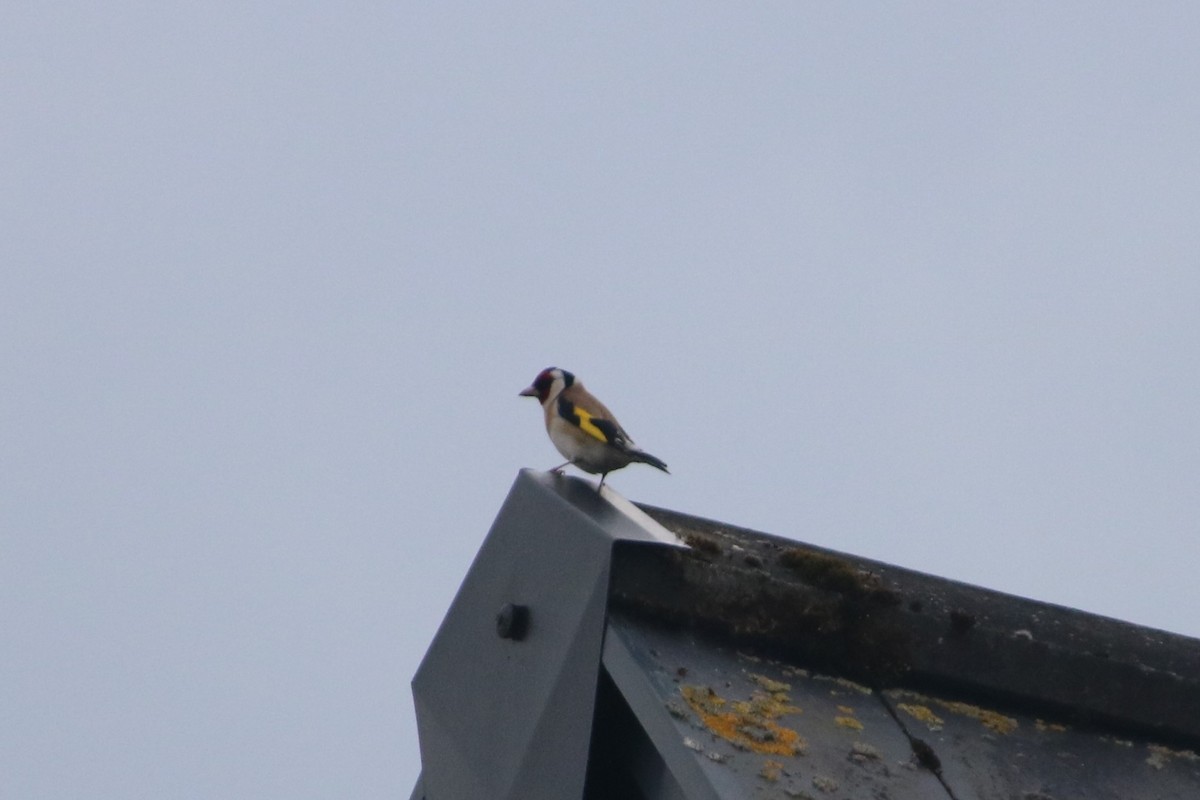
(529, 368, 556, 402)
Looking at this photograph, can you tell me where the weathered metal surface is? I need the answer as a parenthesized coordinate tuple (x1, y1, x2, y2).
(626, 506, 1200, 746)
(409, 474, 1200, 798)
(602, 613, 949, 799)
(883, 688, 1200, 800)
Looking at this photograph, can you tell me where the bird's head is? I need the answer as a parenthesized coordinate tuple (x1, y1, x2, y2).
(519, 367, 574, 404)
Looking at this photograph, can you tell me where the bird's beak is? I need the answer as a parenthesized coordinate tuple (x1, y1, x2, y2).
(519, 386, 538, 397)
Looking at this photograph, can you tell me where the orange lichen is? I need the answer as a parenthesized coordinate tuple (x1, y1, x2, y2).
(750, 673, 791, 694)
(834, 705, 864, 730)
(680, 683, 806, 757)
(894, 691, 1017, 735)
(897, 703, 944, 729)
(937, 700, 1018, 735)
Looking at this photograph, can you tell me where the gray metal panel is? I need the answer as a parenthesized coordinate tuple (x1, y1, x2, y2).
(586, 671, 693, 800)
(883, 688, 1200, 800)
(622, 508, 1200, 744)
(603, 614, 950, 800)
(411, 470, 675, 800)
(601, 627, 723, 800)
(601, 606, 1200, 800)
(407, 773, 424, 800)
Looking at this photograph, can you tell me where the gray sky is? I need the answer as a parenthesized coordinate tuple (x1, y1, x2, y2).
(4, 4, 1199, 798)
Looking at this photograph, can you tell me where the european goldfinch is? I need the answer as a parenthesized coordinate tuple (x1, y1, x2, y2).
(520, 367, 669, 490)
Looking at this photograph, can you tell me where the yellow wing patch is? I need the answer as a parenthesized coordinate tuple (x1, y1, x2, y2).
(557, 397, 619, 445)
(571, 404, 610, 443)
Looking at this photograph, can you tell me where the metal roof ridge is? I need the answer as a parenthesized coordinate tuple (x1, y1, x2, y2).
(610, 504, 1200, 747)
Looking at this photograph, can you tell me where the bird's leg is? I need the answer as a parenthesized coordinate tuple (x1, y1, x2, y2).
(549, 461, 571, 474)
(596, 472, 608, 494)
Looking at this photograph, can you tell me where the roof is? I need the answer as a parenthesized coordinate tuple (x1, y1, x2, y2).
(410, 470, 1200, 799)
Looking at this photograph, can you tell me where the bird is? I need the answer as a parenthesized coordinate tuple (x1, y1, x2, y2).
(519, 367, 669, 490)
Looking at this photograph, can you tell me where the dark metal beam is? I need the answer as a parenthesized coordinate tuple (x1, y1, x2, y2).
(411, 471, 681, 800)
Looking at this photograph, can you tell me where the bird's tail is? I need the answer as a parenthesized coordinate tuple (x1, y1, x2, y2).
(631, 449, 669, 474)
